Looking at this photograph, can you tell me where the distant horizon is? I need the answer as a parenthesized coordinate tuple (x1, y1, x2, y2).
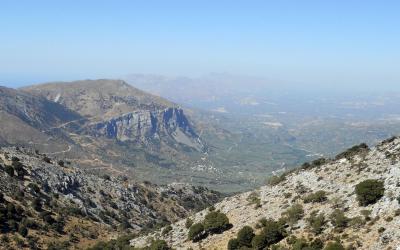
(1, 72, 400, 95)
(1, 1, 399, 91)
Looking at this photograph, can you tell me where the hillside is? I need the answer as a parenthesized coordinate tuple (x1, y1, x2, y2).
(0, 146, 220, 249)
(4, 81, 221, 189)
(18, 79, 309, 192)
(130, 137, 400, 250)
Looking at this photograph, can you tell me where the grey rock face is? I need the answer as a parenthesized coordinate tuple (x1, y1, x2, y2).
(88, 107, 202, 149)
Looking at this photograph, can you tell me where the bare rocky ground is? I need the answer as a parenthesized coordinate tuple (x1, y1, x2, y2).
(0, 146, 220, 249)
(131, 137, 400, 250)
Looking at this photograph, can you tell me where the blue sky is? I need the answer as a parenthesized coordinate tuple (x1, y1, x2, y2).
(1, 1, 400, 89)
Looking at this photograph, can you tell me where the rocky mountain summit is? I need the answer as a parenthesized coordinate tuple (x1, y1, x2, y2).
(130, 137, 400, 250)
(0, 146, 220, 249)
(22, 79, 202, 149)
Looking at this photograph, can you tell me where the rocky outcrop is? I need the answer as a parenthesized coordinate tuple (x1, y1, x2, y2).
(88, 107, 200, 150)
(0, 146, 221, 249)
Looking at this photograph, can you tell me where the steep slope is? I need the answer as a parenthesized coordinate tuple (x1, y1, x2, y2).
(0, 146, 220, 249)
(131, 137, 400, 250)
(22, 79, 200, 148)
(0, 86, 85, 153)
(18, 81, 219, 188)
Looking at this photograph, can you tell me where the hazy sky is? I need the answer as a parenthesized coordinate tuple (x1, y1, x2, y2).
(1, 1, 399, 89)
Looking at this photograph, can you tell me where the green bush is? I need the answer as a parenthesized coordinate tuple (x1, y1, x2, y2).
(149, 239, 171, 250)
(188, 223, 204, 241)
(324, 242, 345, 250)
(5, 165, 14, 177)
(32, 198, 42, 211)
(203, 211, 230, 233)
(247, 192, 261, 208)
(266, 175, 286, 186)
(355, 179, 384, 206)
(307, 211, 326, 234)
(283, 204, 304, 225)
(237, 226, 254, 247)
(185, 218, 193, 229)
(18, 225, 28, 237)
(330, 210, 349, 232)
(87, 234, 134, 250)
(290, 237, 324, 250)
(43, 156, 51, 163)
(303, 191, 327, 203)
(161, 225, 172, 236)
(28, 183, 40, 193)
(260, 219, 286, 246)
(251, 234, 268, 250)
(335, 143, 369, 160)
(227, 238, 240, 250)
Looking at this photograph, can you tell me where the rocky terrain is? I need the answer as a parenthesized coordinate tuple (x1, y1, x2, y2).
(0, 146, 220, 249)
(0, 80, 227, 190)
(130, 137, 400, 250)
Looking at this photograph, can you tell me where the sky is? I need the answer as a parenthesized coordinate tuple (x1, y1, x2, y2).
(1, 1, 400, 90)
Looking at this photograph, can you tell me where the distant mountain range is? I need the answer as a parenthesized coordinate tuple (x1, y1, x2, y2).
(1, 78, 400, 193)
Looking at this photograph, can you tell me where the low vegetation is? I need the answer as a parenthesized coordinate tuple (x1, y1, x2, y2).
(188, 210, 231, 242)
(303, 191, 328, 203)
(228, 219, 286, 250)
(355, 179, 385, 206)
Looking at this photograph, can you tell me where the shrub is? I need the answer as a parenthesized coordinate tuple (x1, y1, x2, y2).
(355, 179, 384, 206)
(13, 235, 24, 248)
(251, 234, 268, 250)
(18, 225, 28, 237)
(324, 242, 345, 250)
(349, 216, 365, 229)
(188, 223, 204, 241)
(161, 225, 172, 236)
(290, 237, 324, 250)
(203, 211, 230, 233)
(303, 191, 327, 203)
(267, 175, 286, 186)
(5, 165, 14, 177)
(28, 183, 40, 193)
(11, 156, 20, 162)
(149, 239, 170, 250)
(237, 226, 254, 247)
(32, 198, 42, 211)
(335, 143, 369, 160)
(307, 211, 326, 234)
(102, 174, 111, 181)
(256, 217, 268, 229)
(57, 160, 65, 167)
(330, 210, 349, 231)
(247, 192, 261, 208)
(283, 204, 304, 225)
(43, 156, 51, 163)
(41, 211, 55, 225)
(227, 238, 240, 250)
(258, 219, 286, 248)
(360, 209, 372, 221)
(185, 218, 193, 229)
